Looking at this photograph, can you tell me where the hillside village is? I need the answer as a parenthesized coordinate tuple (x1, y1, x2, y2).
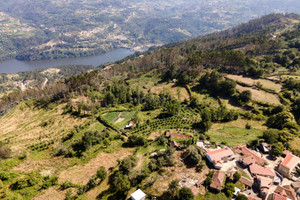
(0, 13, 299, 200)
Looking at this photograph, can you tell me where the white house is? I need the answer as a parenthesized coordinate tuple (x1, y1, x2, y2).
(131, 189, 146, 200)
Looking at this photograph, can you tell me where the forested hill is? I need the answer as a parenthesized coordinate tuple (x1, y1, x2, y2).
(0, 13, 300, 200)
(0, 0, 300, 61)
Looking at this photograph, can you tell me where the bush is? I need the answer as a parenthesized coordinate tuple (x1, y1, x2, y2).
(233, 172, 241, 183)
(245, 123, 252, 129)
(225, 183, 235, 198)
(96, 166, 107, 181)
(178, 187, 194, 200)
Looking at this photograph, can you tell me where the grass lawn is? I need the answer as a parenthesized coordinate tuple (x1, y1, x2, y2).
(102, 111, 136, 128)
(207, 127, 263, 146)
(204, 192, 230, 200)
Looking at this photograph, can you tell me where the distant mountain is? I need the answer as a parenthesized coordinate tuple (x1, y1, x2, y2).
(0, 0, 300, 61)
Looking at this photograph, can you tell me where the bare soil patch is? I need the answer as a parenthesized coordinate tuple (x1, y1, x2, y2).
(33, 186, 66, 200)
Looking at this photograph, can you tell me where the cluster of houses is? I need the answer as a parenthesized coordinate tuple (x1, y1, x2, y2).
(130, 141, 299, 200)
(203, 143, 300, 200)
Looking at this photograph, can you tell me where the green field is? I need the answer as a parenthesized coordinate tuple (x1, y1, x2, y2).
(207, 127, 263, 146)
(102, 111, 136, 128)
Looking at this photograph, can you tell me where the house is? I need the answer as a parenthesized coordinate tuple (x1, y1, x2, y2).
(255, 175, 273, 199)
(239, 176, 253, 189)
(195, 177, 205, 188)
(278, 154, 300, 177)
(234, 145, 267, 166)
(291, 182, 300, 191)
(210, 170, 226, 192)
(131, 189, 146, 200)
(126, 121, 134, 128)
(273, 185, 297, 200)
(249, 164, 276, 179)
(282, 150, 292, 158)
(272, 193, 287, 200)
(190, 185, 199, 196)
(206, 148, 235, 169)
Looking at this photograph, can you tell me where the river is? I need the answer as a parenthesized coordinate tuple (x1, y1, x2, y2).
(0, 48, 134, 74)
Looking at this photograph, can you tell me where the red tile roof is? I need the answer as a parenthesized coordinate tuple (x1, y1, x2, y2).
(274, 185, 297, 200)
(272, 193, 287, 200)
(206, 148, 234, 164)
(256, 175, 273, 189)
(210, 170, 225, 191)
(248, 195, 262, 200)
(239, 176, 253, 187)
(170, 134, 191, 139)
(250, 164, 275, 177)
(234, 145, 266, 165)
(280, 154, 300, 170)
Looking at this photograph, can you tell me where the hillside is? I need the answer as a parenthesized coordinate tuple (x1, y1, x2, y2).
(0, 13, 299, 200)
(0, 0, 300, 61)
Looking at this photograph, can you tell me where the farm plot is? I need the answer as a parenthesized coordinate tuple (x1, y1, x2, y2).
(150, 82, 190, 101)
(207, 127, 263, 146)
(102, 111, 136, 128)
(227, 74, 282, 92)
(236, 85, 281, 105)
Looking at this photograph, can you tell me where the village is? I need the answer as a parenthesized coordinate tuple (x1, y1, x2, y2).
(130, 133, 300, 200)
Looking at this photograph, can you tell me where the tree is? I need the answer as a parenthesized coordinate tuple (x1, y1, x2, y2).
(225, 183, 235, 198)
(239, 90, 252, 103)
(233, 172, 241, 183)
(182, 146, 202, 166)
(236, 194, 248, 200)
(96, 166, 107, 181)
(112, 172, 130, 192)
(271, 142, 284, 157)
(178, 187, 194, 200)
(262, 129, 279, 144)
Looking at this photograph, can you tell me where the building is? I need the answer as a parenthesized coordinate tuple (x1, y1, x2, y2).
(249, 164, 276, 179)
(126, 121, 134, 128)
(256, 175, 273, 199)
(259, 143, 270, 154)
(234, 145, 267, 166)
(206, 148, 235, 169)
(210, 170, 226, 192)
(248, 195, 262, 200)
(278, 154, 300, 177)
(273, 185, 297, 200)
(239, 176, 253, 189)
(131, 189, 146, 200)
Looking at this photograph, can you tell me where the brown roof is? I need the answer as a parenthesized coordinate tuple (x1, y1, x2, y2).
(282, 150, 292, 157)
(190, 186, 199, 196)
(250, 164, 275, 177)
(240, 176, 253, 187)
(170, 134, 191, 139)
(210, 170, 225, 191)
(256, 175, 273, 189)
(248, 195, 262, 200)
(291, 182, 300, 189)
(272, 193, 287, 200)
(280, 154, 300, 170)
(274, 185, 297, 200)
(234, 145, 266, 165)
(242, 155, 257, 165)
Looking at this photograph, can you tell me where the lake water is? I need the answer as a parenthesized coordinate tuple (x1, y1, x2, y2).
(0, 48, 134, 74)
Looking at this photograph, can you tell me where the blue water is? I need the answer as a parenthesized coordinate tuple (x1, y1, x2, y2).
(0, 48, 134, 74)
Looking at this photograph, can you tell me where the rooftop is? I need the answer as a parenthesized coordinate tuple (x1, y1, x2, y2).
(280, 154, 300, 170)
(272, 193, 287, 200)
(239, 176, 253, 187)
(210, 170, 225, 191)
(274, 185, 297, 200)
(234, 145, 266, 165)
(250, 164, 275, 177)
(206, 147, 234, 164)
(256, 175, 273, 189)
(131, 189, 146, 200)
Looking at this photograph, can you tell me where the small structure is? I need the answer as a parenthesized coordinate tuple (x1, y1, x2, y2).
(249, 164, 276, 179)
(233, 187, 241, 197)
(126, 121, 134, 128)
(239, 176, 253, 189)
(206, 147, 235, 169)
(170, 140, 179, 148)
(278, 154, 300, 177)
(131, 189, 146, 200)
(273, 185, 297, 200)
(210, 170, 226, 193)
(248, 195, 262, 200)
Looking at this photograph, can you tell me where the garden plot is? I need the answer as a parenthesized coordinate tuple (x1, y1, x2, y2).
(236, 85, 281, 105)
(102, 111, 136, 128)
(227, 74, 282, 92)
